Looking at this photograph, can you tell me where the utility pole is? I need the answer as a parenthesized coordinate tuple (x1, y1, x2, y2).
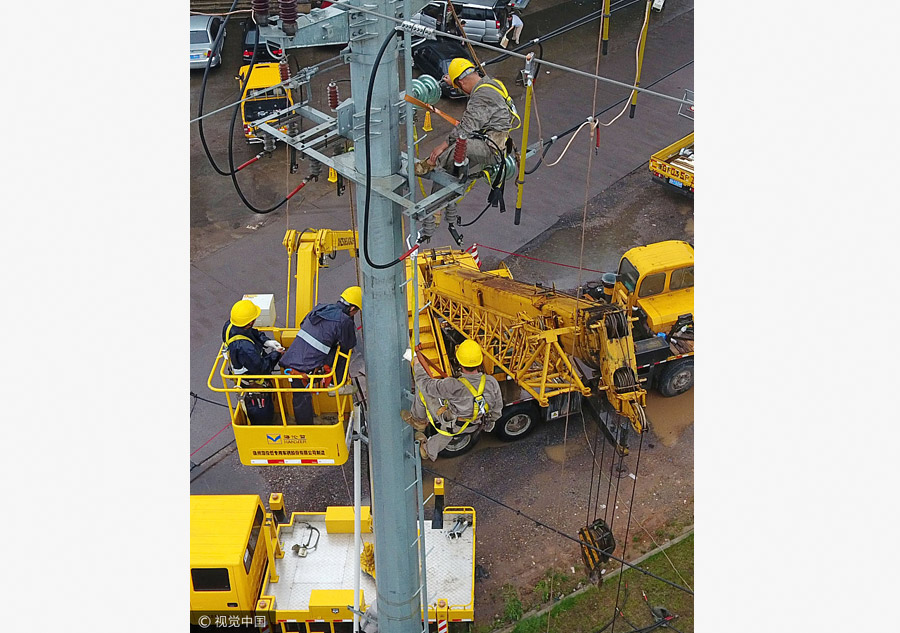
(347, 3, 421, 632)
(251, 3, 471, 630)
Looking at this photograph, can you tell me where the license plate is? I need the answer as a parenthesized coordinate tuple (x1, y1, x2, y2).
(668, 178, 683, 188)
(190, 54, 203, 59)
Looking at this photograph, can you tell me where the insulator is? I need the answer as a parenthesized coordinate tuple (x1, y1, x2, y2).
(279, 58, 291, 82)
(452, 137, 468, 167)
(327, 81, 339, 110)
(308, 158, 322, 180)
(420, 214, 436, 242)
(411, 75, 441, 105)
(280, 0, 298, 36)
(288, 121, 300, 136)
(252, 0, 270, 24)
(444, 202, 459, 226)
(263, 134, 277, 153)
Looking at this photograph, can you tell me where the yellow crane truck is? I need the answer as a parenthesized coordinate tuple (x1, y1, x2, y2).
(407, 240, 693, 455)
(649, 132, 694, 196)
(190, 488, 476, 632)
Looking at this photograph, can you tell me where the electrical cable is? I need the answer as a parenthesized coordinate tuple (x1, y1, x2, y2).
(197, 0, 242, 176)
(330, 1, 691, 107)
(421, 466, 693, 595)
(362, 29, 408, 269)
(226, 22, 313, 215)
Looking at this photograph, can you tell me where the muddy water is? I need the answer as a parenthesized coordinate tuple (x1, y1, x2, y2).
(646, 391, 693, 447)
(544, 443, 569, 463)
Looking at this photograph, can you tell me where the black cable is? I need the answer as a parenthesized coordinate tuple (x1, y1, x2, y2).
(422, 465, 693, 595)
(197, 0, 241, 176)
(457, 202, 491, 227)
(586, 413, 600, 526)
(190, 439, 237, 473)
(362, 29, 406, 269)
(227, 28, 309, 215)
(190, 391, 232, 409)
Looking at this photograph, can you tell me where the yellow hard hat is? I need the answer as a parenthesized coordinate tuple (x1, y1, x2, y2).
(455, 339, 483, 368)
(230, 299, 261, 327)
(340, 285, 362, 310)
(447, 58, 477, 88)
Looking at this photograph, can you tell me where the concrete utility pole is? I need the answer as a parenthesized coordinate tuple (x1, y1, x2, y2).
(347, 3, 421, 632)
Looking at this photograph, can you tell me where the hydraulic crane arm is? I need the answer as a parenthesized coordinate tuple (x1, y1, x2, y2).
(416, 248, 646, 435)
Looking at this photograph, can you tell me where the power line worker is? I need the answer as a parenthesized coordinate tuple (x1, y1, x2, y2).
(402, 340, 503, 461)
(223, 299, 284, 424)
(417, 58, 519, 179)
(279, 286, 361, 424)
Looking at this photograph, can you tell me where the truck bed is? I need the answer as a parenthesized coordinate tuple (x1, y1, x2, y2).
(265, 511, 474, 617)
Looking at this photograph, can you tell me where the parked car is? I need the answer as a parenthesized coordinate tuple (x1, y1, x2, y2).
(412, 39, 476, 98)
(190, 15, 226, 69)
(411, 0, 529, 44)
(241, 18, 284, 63)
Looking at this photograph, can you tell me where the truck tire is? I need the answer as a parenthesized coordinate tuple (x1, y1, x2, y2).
(438, 428, 482, 458)
(492, 402, 539, 441)
(657, 358, 693, 397)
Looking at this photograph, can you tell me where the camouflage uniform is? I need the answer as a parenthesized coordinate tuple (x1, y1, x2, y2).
(436, 75, 513, 175)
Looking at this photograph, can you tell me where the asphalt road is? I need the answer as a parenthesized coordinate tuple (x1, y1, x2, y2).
(189, 0, 694, 625)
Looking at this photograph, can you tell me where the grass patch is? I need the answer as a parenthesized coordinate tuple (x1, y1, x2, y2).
(508, 534, 694, 633)
(501, 584, 524, 622)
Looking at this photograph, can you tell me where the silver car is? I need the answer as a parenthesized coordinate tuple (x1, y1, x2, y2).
(190, 15, 226, 69)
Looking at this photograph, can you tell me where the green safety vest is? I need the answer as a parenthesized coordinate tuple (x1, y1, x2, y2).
(419, 374, 488, 437)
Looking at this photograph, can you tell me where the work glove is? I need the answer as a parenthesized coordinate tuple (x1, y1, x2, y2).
(264, 339, 285, 353)
(402, 348, 413, 362)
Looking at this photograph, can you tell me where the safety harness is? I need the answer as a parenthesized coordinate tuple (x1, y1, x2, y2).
(224, 322, 255, 376)
(419, 374, 488, 437)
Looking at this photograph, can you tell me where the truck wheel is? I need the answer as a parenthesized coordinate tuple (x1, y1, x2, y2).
(657, 359, 693, 397)
(492, 402, 539, 441)
(438, 429, 482, 458)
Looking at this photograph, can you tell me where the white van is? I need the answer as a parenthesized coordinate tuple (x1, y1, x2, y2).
(411, 0, 530, 45)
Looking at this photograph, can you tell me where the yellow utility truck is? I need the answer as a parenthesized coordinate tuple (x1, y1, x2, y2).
(238, 62, 294, 144)
(190, 490, 476, 631)
(406, 240, 693, 455)
(649, 132, 694, 196)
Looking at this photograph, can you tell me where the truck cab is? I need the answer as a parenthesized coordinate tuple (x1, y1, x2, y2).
(613, 240, 694, 337)
(190, 495, 268, 624)
(238, 63, 293, 143)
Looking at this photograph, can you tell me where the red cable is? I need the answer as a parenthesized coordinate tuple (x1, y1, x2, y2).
(190, 420, 233, 457)
(476, 243, 609, 275)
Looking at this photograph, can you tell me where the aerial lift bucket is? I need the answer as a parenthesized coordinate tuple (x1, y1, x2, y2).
(208, 332, 354, 466)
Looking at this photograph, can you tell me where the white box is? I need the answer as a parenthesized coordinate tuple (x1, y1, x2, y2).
(242, 294, 277, 327)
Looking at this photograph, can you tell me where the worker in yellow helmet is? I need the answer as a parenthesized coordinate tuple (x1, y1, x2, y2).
(223, 299, 285, 424)
(280, 286, 361, 424)
(402, 339, 504, 461)
(417, 57, 518, 179)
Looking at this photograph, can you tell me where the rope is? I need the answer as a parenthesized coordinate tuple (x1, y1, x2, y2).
(610, 430, 645, 633)
(581, 417, 693, 592)
(475, 244, 611, 275)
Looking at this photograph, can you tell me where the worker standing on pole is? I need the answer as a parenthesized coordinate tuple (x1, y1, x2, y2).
(279, 286, 361, 424)
(416, 59, 518, 178)
(402, 340, 503, 461)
